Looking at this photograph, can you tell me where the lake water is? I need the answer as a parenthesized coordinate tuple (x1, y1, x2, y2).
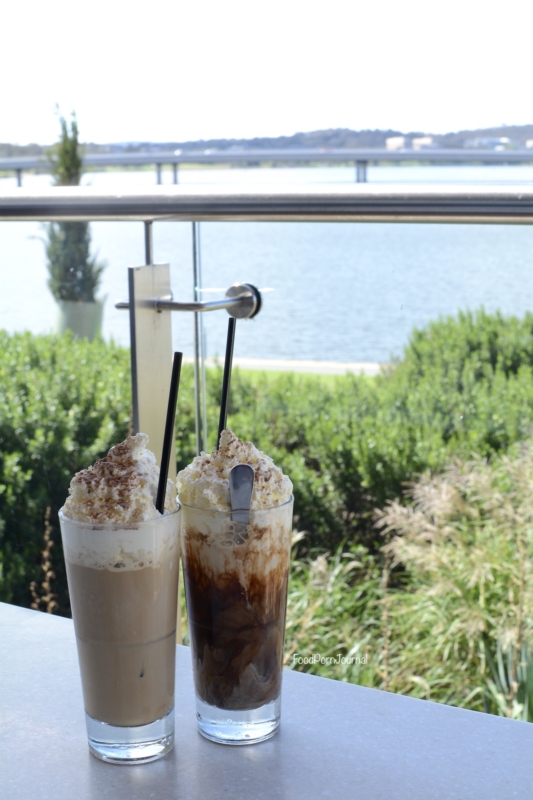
(1, 165, 533, 364)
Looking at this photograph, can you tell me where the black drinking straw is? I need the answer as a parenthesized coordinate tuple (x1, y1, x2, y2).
(156, 351, 183, 514)
(217, 317, 237, 447)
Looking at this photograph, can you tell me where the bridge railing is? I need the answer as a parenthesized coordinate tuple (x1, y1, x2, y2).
(1, 147, 533, 186)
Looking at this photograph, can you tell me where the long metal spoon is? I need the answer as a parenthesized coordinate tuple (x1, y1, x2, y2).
(229, 464, 254, 526)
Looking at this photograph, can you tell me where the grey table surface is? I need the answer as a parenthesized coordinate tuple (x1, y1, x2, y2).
(1, 602, 531, 800)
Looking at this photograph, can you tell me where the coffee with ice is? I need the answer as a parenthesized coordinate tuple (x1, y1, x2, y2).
(59, 434, 180, 764)
(178, 430, 293, 745)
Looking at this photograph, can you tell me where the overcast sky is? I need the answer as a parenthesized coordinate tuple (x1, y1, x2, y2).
(2, 0, 532, 145)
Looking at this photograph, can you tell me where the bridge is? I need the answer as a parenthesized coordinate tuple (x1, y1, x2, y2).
(1, 148, 533, 186)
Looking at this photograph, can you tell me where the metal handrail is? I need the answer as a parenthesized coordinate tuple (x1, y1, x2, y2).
(115, 280, 261, 318)
(115, 298, 242, 312)
(1, 184, 533, 223)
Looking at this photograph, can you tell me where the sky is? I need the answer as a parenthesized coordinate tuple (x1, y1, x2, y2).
(2, 0, 532, 145)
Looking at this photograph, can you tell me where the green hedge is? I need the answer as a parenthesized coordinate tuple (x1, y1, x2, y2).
(0, 332, 131, 612)
(4, 308, 533, 613)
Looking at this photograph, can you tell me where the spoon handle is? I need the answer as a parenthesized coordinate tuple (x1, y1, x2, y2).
(229, 464, 254, 525)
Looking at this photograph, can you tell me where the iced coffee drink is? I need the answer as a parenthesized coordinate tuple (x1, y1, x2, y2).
(59, 434, 180, 764)
(177, 430, 293, 744)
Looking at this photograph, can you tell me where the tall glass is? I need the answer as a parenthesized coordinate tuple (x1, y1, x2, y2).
(59, 507, 181, 764)
(180, 498, 293, 745)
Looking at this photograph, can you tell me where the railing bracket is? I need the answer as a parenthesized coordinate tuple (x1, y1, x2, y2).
(115, 281, 262, 319)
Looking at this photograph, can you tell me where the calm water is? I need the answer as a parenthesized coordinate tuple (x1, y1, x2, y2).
(1, 165, 533, 363)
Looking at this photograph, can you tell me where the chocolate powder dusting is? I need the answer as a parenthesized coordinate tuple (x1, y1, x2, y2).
(63, 433, 177, 524)
(182, 520, 291, 710)
(176, 429, 293, 512)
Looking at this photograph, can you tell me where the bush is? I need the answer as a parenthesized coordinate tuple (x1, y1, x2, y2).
(340, 308, 533, 516)
(5, 308, 533, 615)
(374, 446, 533, 720)
(284, 538, 383, 685)
(279, 446, 533, 721)
(0, 332, 131, 612)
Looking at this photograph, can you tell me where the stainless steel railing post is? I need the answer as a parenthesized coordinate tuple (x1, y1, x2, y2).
(356, 160, 368, 182)
(144, 221, 153, 265)
(192, 221, 208, 454)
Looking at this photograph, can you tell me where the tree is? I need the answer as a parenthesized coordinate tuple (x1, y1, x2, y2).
(45, 112, 105, 303)
(49, 112, 83, 186)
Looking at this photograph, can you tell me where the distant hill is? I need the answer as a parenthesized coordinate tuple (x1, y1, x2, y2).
(2, 125, 532, 157)
(435, 125, 533, 148)
(0, 142, 48, 158)
(85, 124, 533, 152)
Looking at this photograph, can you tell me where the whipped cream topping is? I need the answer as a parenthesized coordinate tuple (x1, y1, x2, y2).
(176, 429, 293, 511)
(63, 433, 177, 524)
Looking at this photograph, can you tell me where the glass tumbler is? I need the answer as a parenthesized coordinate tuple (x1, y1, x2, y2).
(59, 507, 181, 764)
(180, 498, 293, 745)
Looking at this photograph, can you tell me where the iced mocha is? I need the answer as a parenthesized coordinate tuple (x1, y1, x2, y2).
(177, 430, 293, 712)
(60, 434, 179, 729)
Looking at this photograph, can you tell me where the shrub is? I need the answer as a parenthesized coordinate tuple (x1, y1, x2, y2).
(0, 332, 131, 612)
(284, 538, 383, 686)
(6, 308, 533, 615)
(375, 445, 533, 720)
(280, 446, 533, 721)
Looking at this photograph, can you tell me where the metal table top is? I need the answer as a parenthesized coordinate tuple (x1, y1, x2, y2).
(1, 602, 531, 799)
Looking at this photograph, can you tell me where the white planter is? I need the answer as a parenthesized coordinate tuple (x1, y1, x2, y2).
(56, 299, 104, 341)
